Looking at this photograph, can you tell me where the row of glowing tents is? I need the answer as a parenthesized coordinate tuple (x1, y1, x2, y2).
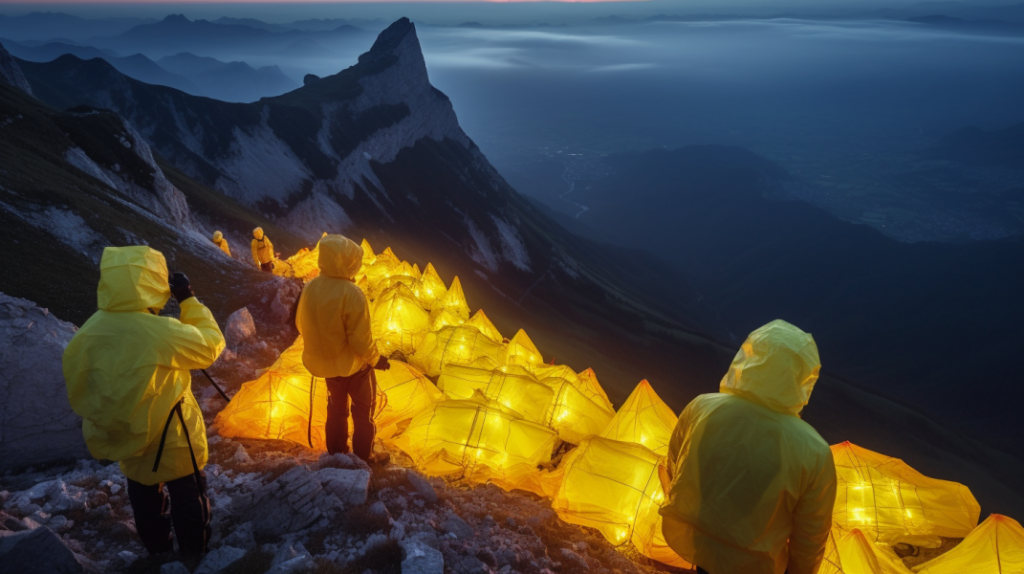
(215, 238, 1024, 574)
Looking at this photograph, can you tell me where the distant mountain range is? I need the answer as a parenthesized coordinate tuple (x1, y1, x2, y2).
(0, 12, 156, 42)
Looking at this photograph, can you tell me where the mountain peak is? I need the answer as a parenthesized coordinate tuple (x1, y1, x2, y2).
(0, 41, 33, 95)
(361, 17, 416, 62)
(163, 14, 190, 24)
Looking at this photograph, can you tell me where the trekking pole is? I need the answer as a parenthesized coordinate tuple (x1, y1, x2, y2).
(200, 369, 232, 402)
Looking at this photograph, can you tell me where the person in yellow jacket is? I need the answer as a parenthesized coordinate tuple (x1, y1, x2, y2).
(660, 320, 836, 574)
(296, 234, 390, 464)
(251, 227, 274, 272)
(211, 230, 231, 257)
(62, 246, 225, 558)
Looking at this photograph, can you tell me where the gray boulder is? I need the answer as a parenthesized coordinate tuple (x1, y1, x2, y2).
(405, 470, 438, 503)
(160, 562, 191, 574)
(236, 466, 341, 536)
(315, 467, 370, 506)
(194, 545, 246, 574)
(443, 514, 474, 540)
(0, 294, 89, 470)
(0, 526, 85, 573)
(401, 539, 444, 574)
(223, 307, 256, 349)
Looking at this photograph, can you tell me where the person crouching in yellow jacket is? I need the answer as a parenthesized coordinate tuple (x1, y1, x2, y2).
(62, 246, 225, 558)
(296, 235, 391, 464)
(211, 230, 231, 257)
(251, 227, 274, 272)
(660, 320, 836, 574)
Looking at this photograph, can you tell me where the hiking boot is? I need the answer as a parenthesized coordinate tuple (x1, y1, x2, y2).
(367, 451, 391, 467)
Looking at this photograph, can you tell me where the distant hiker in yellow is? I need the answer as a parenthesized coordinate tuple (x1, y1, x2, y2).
(251, 227, 274, 272)
(660, 320, 836, 574)
(211, 230, 230, 257)
(62, 246, 225, 558)
(296, 234, 391, 465)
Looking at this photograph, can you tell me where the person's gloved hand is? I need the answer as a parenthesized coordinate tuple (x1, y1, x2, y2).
(169, 272, 194, 303)
(374, 356, 391, 371)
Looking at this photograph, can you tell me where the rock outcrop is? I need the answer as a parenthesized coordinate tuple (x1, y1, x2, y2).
(0, 294, 88, 469)
(0, 41, 32, 95)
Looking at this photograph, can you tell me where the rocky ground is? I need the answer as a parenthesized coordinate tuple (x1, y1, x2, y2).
(0, 282, 683, 574)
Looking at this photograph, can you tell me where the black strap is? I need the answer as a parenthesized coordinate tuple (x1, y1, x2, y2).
(307, 375, 315, 448)
(152, 399, 201, 477)
(200, 369, 231, 402)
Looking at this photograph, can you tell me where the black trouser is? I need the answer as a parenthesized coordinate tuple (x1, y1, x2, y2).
(325, 367, 377, 461)
(126, 471, 211, 557)
(696, 568, 711, 574)
(260, 261, 273, 272)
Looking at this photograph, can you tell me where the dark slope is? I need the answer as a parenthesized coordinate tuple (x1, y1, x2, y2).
(929, 122, 1024, 169)
(568, 145, 1024, 455)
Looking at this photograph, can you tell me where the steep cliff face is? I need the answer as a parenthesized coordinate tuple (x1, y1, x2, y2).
(0, 41, 31, 95)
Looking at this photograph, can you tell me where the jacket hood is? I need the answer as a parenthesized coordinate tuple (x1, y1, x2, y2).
(253, 227, 264, 240)
(212, 230, 223, 242)
(719, 319, 820, 415)
(318, 235, 362, 279)
(97, 246, 171, 312)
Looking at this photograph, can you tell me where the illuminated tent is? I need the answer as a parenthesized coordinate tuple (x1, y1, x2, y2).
(215, 336, 328, 449)
(506, 329, 543, 366)
(914, 514, 1024, 574)
(465, 309, 503, 344)
(528, 363, 614, 412)
(411, 325, 506, 377)
(371, 283, 431, 355)
(390, 396, 557, 495)
(216, 336, 439, 450)
(434, 276, 470, 322)
(378, 247, 401, 268)
(540, 375, 615, 445)
(412, 263, 447, 311)
(600, 380, 677, 456)
(438, 363, 554, 425)
(375, 361, 444, 439)
(832, 442, 980, 545)
(368, 274, 418, 302)
(273, 233, 326, 283)
(360, 239, 375, 265)
(818, 528, 915, 574)
(551, 436, 692, 568)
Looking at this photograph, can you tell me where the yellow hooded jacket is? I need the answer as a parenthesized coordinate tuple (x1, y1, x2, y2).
(62, 247, 225, 485)
(251, 228, 274, 267)
(661, 320, 836, 574)
(212, 231, 231, 257)
(296, 235, 380, 378)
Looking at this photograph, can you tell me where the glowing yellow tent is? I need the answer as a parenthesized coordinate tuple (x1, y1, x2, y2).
(539, 375, 614, 445)
(434, 276, 470, 322)
(412, 263, 447, 310)
(389, 396, 557, 494)
(550, 436, 692, 568)
(215, 336, 328, 449)
(371, 283, 431, 356)
(599, 379, 677, 456)
(411, 325, 506, 377)
(831, 442, 980, 545)
(216, 336, 440, 450)
(438, 363, 554, 425)
(360, 239, 375, 265)
(818, 528, 915, 574)
(465, 309, 503, 344)
(528, 363, 615, 412)
(506, 329, 543, 366)
(273, 233, 326, 283)
(914, 514, 1024, 574)
(375, 361, 444, 440)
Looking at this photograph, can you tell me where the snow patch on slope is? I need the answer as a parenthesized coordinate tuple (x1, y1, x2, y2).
(464, 218, 499, 272)
(281, 192, 354, 243)
(0, 202, 104, 260)
(491, 216, 532, 272)
(217, 107, 311, 204)
(65, 147, 119, 190)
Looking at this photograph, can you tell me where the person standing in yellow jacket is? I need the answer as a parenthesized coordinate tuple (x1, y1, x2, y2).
(251, 227, 274, 272)
(296, 235, 390, 464)
(660, 320, 836, 574)
(62, 246, 225, 558)
(211, 230, 231, 257)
